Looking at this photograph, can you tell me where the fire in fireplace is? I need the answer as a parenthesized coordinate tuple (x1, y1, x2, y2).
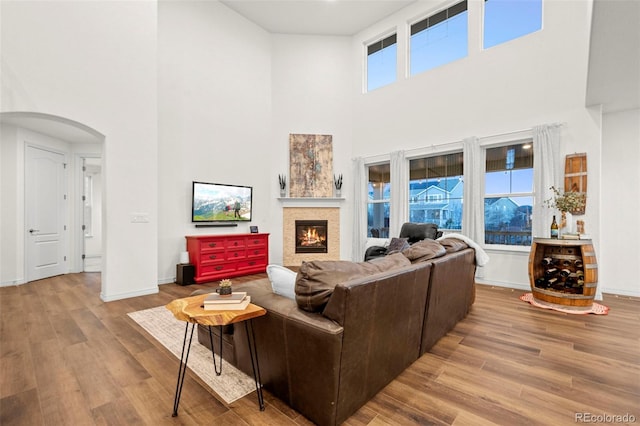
(295, 220, 328, 254)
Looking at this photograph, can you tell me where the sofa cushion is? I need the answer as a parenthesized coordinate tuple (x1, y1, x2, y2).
(295, 253, 410, 313)
(399, 222, 439, 244)
(438, 238, 469, 253)
(387, 237, 410, 254)
(401, 239, 446, 263)
(266, 264, 297, 300)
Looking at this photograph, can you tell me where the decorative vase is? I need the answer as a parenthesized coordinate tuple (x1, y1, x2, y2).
(562, 211, 574, 234)
(335, 188, 341, 198)
(280, 188, 286, 198)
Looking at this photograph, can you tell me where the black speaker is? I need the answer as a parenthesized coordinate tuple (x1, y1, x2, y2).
(176, 264, 195, 286)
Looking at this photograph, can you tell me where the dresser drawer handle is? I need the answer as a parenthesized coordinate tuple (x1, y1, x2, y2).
(254, 250, 259, 255)
(234, 252, 239, 257)
(254, 240, 260, 244)
(234, 241, 238, 246)
(209, 255, 217, 259)
(209, 243, 217, 247)
(249, 261, 255, 266)
(215, 266, 223, 271)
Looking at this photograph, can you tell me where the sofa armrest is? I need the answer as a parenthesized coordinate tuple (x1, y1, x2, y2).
(231, 281, 344, 426)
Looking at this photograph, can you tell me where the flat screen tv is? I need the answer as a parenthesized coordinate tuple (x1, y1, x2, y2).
(192, 181, 252, 222)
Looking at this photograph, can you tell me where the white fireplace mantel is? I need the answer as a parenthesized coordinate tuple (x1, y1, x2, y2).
(278, 197, 345, 208)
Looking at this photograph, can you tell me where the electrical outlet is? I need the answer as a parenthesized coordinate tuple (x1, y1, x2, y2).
(131, 213, 150, 223)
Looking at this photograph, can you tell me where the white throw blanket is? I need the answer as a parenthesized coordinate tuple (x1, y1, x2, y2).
(437, 233, 490, 267)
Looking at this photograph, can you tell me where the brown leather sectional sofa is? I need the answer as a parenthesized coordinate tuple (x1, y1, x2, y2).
(197, 244, 477, 426)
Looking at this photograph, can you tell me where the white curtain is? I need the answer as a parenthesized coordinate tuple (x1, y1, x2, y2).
(351, 156, 367, 262)
(532, 124, 561, 239)
(389, 150, 408, 237)
(462, 136, 483, 243)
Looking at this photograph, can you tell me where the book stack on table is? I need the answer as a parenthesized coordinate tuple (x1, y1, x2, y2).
(203, 292, 251, 311)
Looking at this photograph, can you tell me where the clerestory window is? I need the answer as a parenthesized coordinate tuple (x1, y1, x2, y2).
(483, 0, 543, 49)
(410, 1, 468, 76)
(366, 33, 397, 92)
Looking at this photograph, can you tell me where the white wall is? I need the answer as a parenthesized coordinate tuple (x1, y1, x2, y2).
(270, 34, 354, 263)
(157, 0, 273, 281)
(0, 124, 20, 283)
(346, 0, 617, 293)
(600, 108, 640, 296)
(2, 0, 636, 298)
(1, 1, 158, 300)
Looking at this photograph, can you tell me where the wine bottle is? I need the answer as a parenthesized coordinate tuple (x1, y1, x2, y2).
(550, 215, 559, 239)
(574, 259, 583, 268)
(545, 268, 558, 276)
(541, 257, 554, 266)
(560, 269, 571, 278)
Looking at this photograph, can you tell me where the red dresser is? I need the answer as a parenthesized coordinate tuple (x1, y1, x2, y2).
(186, 233, 269, 283)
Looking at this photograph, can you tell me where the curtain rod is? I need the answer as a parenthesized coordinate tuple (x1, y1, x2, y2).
(356, 122, 567, 162)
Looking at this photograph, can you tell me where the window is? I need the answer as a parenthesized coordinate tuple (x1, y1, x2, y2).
(409, 152, 463, 230)
(410, 1, 468, 76)
(484, 141, 533, 245)
(367, 163, 390, 237)
(367, 34, 397, 92)
(483, 0, 542, 49)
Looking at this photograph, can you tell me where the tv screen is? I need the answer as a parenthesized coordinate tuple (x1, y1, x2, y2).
(192, 181, 252, 222)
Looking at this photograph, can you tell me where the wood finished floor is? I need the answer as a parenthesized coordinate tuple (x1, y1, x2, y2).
(1, 273, 638, 425)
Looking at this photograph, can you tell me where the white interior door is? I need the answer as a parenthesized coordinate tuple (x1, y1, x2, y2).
(26, 145, 67, 281)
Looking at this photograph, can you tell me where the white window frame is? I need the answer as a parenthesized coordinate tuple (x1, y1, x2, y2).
(364, 31, 398, 93)
(480, 132, 534, 251)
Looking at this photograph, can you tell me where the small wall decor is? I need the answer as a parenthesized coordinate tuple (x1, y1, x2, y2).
(564, 153, 587, 215)
(289, 134, 333, 198)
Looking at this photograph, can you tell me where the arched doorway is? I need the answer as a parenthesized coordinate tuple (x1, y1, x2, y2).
(0, 111, 105, 285)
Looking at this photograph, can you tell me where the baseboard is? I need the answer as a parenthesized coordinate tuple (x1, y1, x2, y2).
(0, 278, 26, 287)
(100, 285, 158, 302)
(475, 279, 529, 291)
(476, 279, 640, 299)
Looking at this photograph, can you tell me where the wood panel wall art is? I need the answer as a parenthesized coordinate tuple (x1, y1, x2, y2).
(289, 134, 333, 198)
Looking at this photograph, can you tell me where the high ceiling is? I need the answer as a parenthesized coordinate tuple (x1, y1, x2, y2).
(2, 0, 636, 143)
(220, 0, 417, 36)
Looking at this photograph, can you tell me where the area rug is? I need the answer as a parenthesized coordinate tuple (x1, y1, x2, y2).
(127, 306, 256, 403)
(519, 292, 609, 315)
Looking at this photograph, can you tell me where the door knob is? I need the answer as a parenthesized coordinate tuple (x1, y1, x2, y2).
(29, 229, 40, 233)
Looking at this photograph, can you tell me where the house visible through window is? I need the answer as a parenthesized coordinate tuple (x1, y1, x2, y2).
(409, 152, 463, 230)
(483, 0, 543, 49)
(484, 141, 533, 246)
(366, 33, 397, 92)
(367, 163, 390, 237)
(410, 1, 468, 76)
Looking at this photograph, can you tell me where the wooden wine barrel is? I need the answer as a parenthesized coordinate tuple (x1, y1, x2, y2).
(528, 238, 598, 308)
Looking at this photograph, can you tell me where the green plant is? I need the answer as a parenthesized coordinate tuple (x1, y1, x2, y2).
(219, 278, 232, 287)
(544, 186, 585, 213)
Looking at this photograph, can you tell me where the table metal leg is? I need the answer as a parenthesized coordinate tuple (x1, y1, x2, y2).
(172, 322, 195, 417)
(207, 325, 223, 375)
(245, 319, 265, 411)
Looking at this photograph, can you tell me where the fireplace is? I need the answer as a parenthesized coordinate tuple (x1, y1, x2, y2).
(295, 220, 328, 254)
